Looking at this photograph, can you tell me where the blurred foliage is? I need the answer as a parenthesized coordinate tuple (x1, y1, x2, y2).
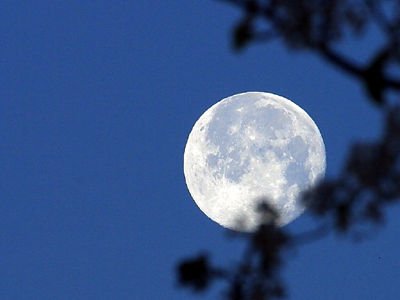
(227, 0, 400, 104)
(178, 204, 290, 299)
(176, 0, 400, 299)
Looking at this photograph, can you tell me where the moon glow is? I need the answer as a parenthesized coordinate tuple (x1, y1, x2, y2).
(184, 92, 326, 231)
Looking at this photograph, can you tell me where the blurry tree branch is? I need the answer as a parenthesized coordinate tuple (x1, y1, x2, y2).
(220, 0, 400, 104)
(176, 0, 400, 299)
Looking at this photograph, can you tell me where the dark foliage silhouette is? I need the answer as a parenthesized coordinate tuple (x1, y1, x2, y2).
(177, 1, 400, 299)
(225, 0, 400, 104)
(178, 203, 290, 299)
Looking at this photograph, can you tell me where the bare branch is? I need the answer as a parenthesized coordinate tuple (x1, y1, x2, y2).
(365, 0, 393, 34)
(317, 44, 364, 78)
(291, 224, 331, 246)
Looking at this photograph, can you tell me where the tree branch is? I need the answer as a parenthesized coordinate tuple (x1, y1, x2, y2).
(317, 44, 364, 78)
(290, 224, 331, 246)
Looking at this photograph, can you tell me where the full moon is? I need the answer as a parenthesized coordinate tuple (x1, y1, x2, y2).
(183, 92, 326, 232)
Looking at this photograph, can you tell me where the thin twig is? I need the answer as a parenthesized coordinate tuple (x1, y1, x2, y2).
(291, 224, 331, 246)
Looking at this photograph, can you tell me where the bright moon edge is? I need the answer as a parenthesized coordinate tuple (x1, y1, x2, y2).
(184, 92, 326, 232)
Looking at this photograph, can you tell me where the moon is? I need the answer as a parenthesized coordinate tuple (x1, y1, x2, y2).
(183, 92, 326, 232)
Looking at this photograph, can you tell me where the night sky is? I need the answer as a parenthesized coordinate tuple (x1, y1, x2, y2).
(1, 1, 399, 299)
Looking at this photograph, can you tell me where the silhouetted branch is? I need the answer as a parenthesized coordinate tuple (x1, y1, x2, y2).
(219, 0, 400, 105)
(317, 44, 363, 77)
(366, 0, 393, 34)
(176, 1, 400, 298)
(290, 223, 331, 246)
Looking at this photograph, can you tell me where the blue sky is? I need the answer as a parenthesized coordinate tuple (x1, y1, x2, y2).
(1, 1, 399, 299)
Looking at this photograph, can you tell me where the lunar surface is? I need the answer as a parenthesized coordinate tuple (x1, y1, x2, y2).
(183, 92, 326, 231)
